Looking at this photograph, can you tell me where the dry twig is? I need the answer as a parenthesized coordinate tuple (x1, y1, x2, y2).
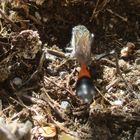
(0, 9, 20, 29)
(46, 48, 67, 58)
(44, 76, 74, 96)
(106, 9, 127, 22)
(114, 52, 137, 97)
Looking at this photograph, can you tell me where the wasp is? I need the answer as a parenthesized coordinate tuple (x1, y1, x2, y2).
(70, 25, 96, 103)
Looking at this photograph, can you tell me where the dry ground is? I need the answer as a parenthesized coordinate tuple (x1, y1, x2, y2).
(0, 0, 140, 140)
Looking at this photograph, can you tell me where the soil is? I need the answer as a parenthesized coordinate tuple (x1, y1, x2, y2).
(0, 0, 140, 140)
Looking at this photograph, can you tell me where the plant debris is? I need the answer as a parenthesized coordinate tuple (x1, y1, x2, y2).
(0, 0, 140, 140)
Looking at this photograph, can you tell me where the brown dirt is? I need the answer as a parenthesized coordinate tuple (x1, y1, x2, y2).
(0, 0, 140, 140)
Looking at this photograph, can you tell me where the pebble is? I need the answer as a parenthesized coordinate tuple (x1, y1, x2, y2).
(135, 58, 140, 70)
(59, 71, 68, 78)
(35, 12, 41, 20)
(45, 53, 57, 61)
(60, 100, 71, 110)
(12, 77, 22, 86)
(119, 59, 129, 71)
(135, 58, 140, 65)
(120, 42, 135, 58)
(134, 127, 140, 140)
(112, 100, 123, 106)
(136, 79, 140, 85)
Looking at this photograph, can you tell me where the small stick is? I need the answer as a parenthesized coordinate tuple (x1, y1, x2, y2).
(0, 41, 10, 46)
(9, 96, 39, 116)
(106, 9, 127, 22)
(28, 14, 42, 25)
(90, 0, 109, 22)
(99, 58, 117, 67)
(94, 50, 115, 61)
(106, 78, 120, 90)
(114, 52, 137, 97)
(55, 58, 73, 71)
(44, 76, 74, 96)
(23, 94, 46, 105)
(90, 0, 100, 22)
(46, 48, 67, 58)
(42, 88, 69, 121)
(47, 111, 77, 137)
(0, 9, 19, 29)
(15, 52, 45, 91)
(95, 86, 113, 105)
(66, 68, 76, 88)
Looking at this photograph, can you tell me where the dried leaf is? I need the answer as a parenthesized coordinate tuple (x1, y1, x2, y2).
(38, 125, 56, 138)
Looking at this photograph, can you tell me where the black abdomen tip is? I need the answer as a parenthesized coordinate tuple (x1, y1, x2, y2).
(76, 76, 96, 103)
